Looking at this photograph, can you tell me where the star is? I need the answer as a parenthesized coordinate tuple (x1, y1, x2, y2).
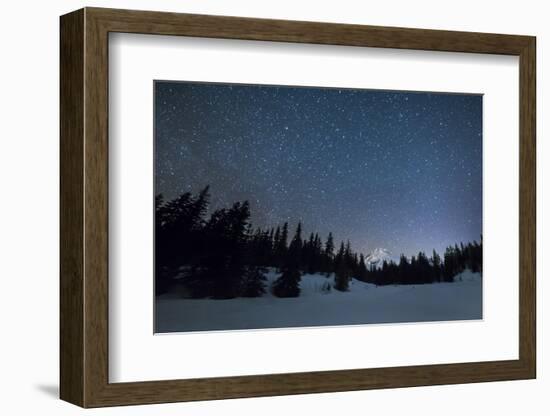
(155, 81, 482, 259)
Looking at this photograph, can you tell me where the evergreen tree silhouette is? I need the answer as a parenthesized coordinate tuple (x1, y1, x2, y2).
(155, 186, 483, 298)
(334, 241, 345, 270)
(324, 232, 335, 275)
(398, 254, 410, 285)
(272, 222, 303, 297)
(313, 233, 322, 272)
(191, 200, 250, 298)
(305, 232, 316, 273)
(275, 222, 289, 268)
(334, 261, 350, 291)
(271, 266, 301, 297)
(155, 186, 210, 294)
(288, 222, 303, 268)
(431, 249, 442, 282)
(241, 265, 267, 297)
(358, 253, 368, 281)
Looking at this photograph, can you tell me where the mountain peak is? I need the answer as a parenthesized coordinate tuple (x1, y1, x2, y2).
(365, 248, 392, 266)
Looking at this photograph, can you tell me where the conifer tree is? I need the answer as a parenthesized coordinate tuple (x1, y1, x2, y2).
(431, 249, 442, 282)
(324, 232, 335, 275)
(281, 222, 289, 249)
(325, 233, 335, 258)
(358, 254, 368, 281)
(273, 226, 280, 248)
(241, 265, 267, 297)
(275, 222, 289, 268)
(335, 241, 345, 269)
(195, 200, 250, 299)
(344, 240, 352, 269)
(272, 222, 303, 297)
(288, 222, 303, 268)
(271, 266, 301, 297)
(398, 254, 410, 284)
(334, 261, 350, 291)
(290, 222, 303, 250)
(305, 232, 315, 273)
(313, 233, 322, 272)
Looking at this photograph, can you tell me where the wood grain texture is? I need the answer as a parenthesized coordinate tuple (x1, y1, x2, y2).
(518, 38, 536, 376)
(83, 10, 110, 406)
(59, 8, 84, 407)
(59, 7, 537, 408)
(89, 7, 532, 54)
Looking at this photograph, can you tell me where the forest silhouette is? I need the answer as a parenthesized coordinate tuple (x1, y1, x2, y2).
(155, 187, 482, 299)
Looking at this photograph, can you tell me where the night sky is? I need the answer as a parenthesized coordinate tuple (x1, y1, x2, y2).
(155, 81, 482, 260)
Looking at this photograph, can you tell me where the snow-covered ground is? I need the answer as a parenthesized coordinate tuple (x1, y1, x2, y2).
(155, 269, 482, 333)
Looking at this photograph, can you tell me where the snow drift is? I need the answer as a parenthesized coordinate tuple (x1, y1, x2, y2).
(155, 269, 482, 333)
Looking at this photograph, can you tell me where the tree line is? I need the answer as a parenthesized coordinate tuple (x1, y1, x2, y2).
(155, 187, 482, 299)
(368, 241, 482, 286)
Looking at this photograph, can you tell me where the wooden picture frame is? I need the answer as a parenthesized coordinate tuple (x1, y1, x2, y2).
(60, 7, 536, 408)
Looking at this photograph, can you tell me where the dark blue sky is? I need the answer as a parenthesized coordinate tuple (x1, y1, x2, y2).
(155, 81, 482, 259)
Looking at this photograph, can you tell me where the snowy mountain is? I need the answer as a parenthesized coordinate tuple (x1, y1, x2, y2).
(365, 248, 392, 267)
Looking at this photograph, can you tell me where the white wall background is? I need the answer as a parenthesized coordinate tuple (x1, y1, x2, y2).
(0, 0, 545, 414)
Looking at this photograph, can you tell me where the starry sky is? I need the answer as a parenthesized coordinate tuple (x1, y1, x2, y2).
(155, 81, 482, 259)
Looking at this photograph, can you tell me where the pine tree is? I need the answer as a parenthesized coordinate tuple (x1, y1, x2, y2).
(431, 249, 442, 282)
(352, 252, 359, 277)
(287, 222, 303, 268)
(416, 251, 431, 283)
(155, 193, 165, 215)
(471, 239, 482, 273)
(192, 186, 211, 228)
(334, 261, 350, 291)
(344, 240, 352, 269)
(155, 193, 168, 294)
(273, 226, 280, 248)
(241, 265, 267, 297)
(358, 254, 368, 281)
(195, 200, 251, 299)
(313, 233, 322, 272)
(272, 226, 281, 266)
(271, 266, 301, 297)
(335, 241, 345, 270)
(324, 232, 335, 275)
(155, 187, 211, 294)
(281, 222, 289, 249)
(290, 222, 303, 250)
(398, 254, 410, 284)
(305, 232, 315, 273)
(325, 233, 335, 258)
(443, 246, 457, 282)
(275, 222, 289, 268)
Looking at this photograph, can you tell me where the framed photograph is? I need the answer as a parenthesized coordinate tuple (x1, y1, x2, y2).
(60, 7, 536, 407)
